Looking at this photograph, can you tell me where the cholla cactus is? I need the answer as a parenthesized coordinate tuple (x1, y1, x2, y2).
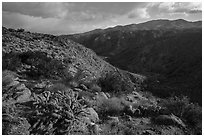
(22, 84, 87, 135)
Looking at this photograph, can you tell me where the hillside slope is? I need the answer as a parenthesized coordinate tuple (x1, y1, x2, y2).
(3, 27, 144, 94)
(2, 27, 202, 135)
(65, 19, 202, 104)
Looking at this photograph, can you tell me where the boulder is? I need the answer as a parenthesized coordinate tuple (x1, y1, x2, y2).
(132, 91, 147, 100)
(107, 116, 119, 123)
(87, 123, 100, 135)
(64, 65, 78, 79)
(170, 114, 186, 128)
(79, 84, 88, 90)
(141, 129, 156, 135)
(3, 77, 31, 104)
(98, 92, 108, 99)
(82, 108, 99, 123)
(15, 84, 32, 103)
(7, 81, 20, 88)
(106, 93, 111, 98)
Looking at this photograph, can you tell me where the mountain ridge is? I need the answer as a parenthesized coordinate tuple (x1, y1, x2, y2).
(68, 19, 201, 36)
(64, 19, 202, 104)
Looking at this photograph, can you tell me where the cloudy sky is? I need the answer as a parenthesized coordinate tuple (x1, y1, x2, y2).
(2, 2, 202, 35)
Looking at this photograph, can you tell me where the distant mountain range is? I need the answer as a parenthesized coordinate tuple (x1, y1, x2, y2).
(63, 19, 202, 104)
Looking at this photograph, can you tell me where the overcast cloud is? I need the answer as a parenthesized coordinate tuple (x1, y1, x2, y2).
(2, 2, 202, 35)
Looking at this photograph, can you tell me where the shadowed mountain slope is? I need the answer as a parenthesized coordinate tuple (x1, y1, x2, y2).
(64, 19, 202, 104)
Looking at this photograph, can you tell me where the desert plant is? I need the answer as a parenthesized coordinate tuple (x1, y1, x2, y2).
(96, 97, 126, 117)
(159, 96, 202, 134)
(160, 96, 191, 117)
(18, 84, 88, 135)
(2, 70, 17, 87)
(17, 28, 25, 32)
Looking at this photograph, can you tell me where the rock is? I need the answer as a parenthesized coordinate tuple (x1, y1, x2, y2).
(124, 105, 137, 116)
(91, 84, 101, 92)
(15, 84, 31, 103)
(34, 82, 47, 89)
(126, 95, 135, 102)
(77, 90, 95, 100)
(123, 115, 132, 121)
(69, 81, 79, 88)
(16, 83, 26, 90)
(141, 129, 156, 135)
(132, 91, 147, 100)
(64, 65, 78, 79)
(87, 123, 100, 135)
(7, 81, 20, 88)
(132, 108, 141, 116)
(106, 93, 111, 98)
(170, 114, 186, 128)
(16, 88, 31, 103)
(73, 88, 83, 92)
(82, 108, 99, 123)
(98, 92, 108, 99)
(107, 116, 119, 123)
(79, 84, 88, 90)
(3, 76, 31, 104)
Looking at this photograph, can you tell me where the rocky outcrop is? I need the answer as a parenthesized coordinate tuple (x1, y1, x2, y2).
(2, 71, 31, 104)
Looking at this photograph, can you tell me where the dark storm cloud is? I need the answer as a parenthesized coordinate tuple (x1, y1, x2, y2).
(2, 2, 141, 19)
(2, 2, 71, 18)
(149, 2, 202, 15)
(2, 2, 202, 35)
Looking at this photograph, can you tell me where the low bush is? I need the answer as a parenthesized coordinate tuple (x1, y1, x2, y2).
(159, 96, 202, 134)
(2, 70, 17, 87)
(98, 72, 134, 93)
(17, 28, 25, 32)
(96, 97, 126, 117)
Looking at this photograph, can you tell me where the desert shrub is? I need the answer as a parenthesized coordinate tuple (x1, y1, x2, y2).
(3, 51, 65, 79)
(2, 115, 30, 135)
(160, 96, 191, 117)
(101, 120, 137, 135)
(160, 96, 202, 134)
(90, 84, 101, 92)
(182, 103, 202, 126)
(122, 124, 136, 135)
(19, 51, 65, 79)
(2, 70, 17, 87)
(2, 98, 30, 135)
(3, 52, 22, 71)
(182, 103, 202, 134)
(96, 97, 126, 117)
(98, 72, 133, 93)
(48, 83, 67, 93)
(8, 28, 16, 32)
(17, 28, 25, 32)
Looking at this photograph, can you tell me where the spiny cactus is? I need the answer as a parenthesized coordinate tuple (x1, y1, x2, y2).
(19, 85, 88, 135)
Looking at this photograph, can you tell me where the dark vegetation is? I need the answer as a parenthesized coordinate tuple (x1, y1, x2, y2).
(2, 20, 202, 135)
